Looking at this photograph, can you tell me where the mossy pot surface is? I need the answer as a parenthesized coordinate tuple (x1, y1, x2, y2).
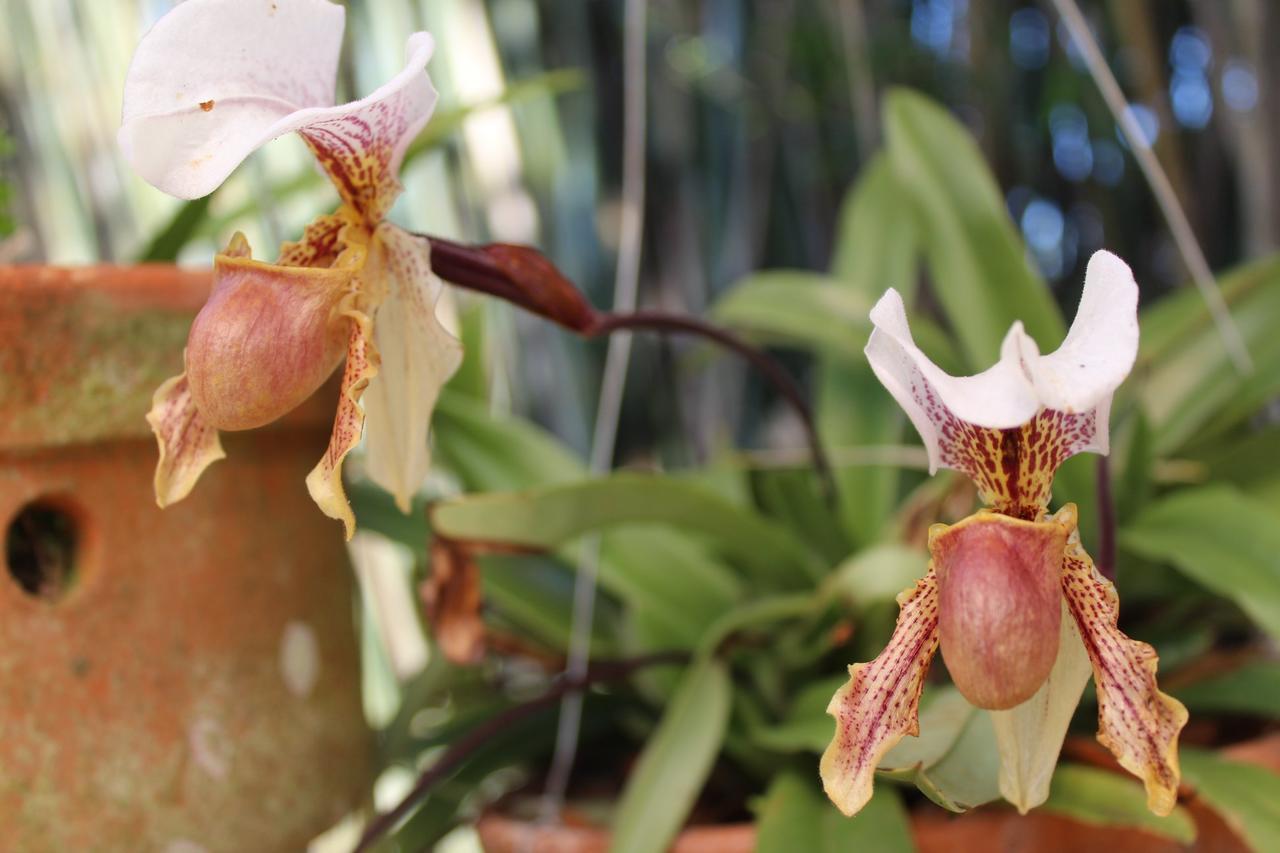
(0, 266, 369, 851)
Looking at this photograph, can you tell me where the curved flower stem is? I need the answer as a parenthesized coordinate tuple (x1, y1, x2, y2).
(352, 651, 688, 852)
(420, 234, 835, 498)
(586, 310, 835, 500)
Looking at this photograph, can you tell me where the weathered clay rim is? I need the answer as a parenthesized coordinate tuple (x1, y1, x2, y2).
(0, 264, 336, 450)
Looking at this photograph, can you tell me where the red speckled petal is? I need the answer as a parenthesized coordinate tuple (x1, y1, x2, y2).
(296, 34, 436, 223)
(868, 290, 1106, 516)
(276, 212, 353, 268)
(865, 251, 1139, 516)
(305, 307, 380, 540)
(821, 569, 940, 816)
(146, 368, 226, 507)
(1062, 531, 1188, 815)
(361, 225, 462, 512)
(954, 408, 1102, 518)
(120, 1, 437, 220)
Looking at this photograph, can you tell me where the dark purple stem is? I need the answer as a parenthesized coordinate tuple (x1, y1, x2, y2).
(352, 651, 688, 852)
(1095, 455, 1116, 581)
(420, 234, 834, 500)
(586, 311, 835, 500)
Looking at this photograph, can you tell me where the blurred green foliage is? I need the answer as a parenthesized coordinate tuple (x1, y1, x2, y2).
(352, 90, 1280, 850)
(6, 1, 1280, 848)
(0, 131, 14, 238)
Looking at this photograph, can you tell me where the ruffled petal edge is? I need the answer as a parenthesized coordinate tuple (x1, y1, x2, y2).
(1062, 528, 1188, 815)
(305, 305, 380, 539)
(821, 569, 940, 816)
(146, 368, 226, 507)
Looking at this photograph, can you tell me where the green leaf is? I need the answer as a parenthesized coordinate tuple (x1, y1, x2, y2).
(430, 473, 821, 588)
(1040, 764, 1196, 843)
(1136, 255, 1280, 454)
(1121, 486, 1280, 640)
(824, 544, 926, 610)
(712, 271, 873, 362)
(822, 154, 921, 547)
(877, 688, 1002, 812)
(599, 527, 744, 647)
(755, 770, 915, 853)
(1138, 255, 1279, 369)
(749, 466, 851, 565)
(1180, 748, 1280, 852)
(696, 593, 820, 658)
(1173, 661, 1280, 719)
(1189, 425, 1280, 514)
(481, 554, 617, 655)
(712, 271, 961, 372)
(1115, 409, 1155, 522)
(752, 674, 845, 753)
(137, 194, 215, 262)
(433, 389, 585, 491)
(445, 302, 491, 401)
(350, 480, 430, 546)
(831, 153, 918, 297)
(883, 88, 1063, 369)
(610, 659, 732, 853)
(436, 394, 750, 647)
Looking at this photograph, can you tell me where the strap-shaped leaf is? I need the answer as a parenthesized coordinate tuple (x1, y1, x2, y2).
(1122, 486, 1280, 642)
(756, 770, 914, 853)
(610, 659, 731, 853)
(1040, 764, 1195, 844)
(430, 473, 821, 588)
(1180, 748, 1280, 852)
(883, 88, 1063, 369)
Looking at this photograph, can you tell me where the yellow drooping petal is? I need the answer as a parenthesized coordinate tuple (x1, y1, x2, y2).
(361, 224, 462, 513)
(297, 33, 437, 225)
(1062, 529, 1188, 815)
(305, 305, 380, 539)
(990, 600, 1092, 814)
(146, 368, 226, 507)
(821, 569, 940, 816)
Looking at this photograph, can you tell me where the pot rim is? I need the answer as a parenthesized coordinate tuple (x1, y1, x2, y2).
(0, 264, 334, 450)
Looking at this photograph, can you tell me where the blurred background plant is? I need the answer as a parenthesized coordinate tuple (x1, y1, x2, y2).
(4, 0, 1280, 850)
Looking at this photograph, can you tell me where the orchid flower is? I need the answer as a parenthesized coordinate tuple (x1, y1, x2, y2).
(821, 251, 1188, 817)
(119, 0, 461, 538)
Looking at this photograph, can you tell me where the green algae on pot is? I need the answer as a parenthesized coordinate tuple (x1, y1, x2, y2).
(0, 266, 370, 851)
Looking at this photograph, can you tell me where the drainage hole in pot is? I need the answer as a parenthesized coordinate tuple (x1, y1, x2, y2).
(5, 500, 79, 601)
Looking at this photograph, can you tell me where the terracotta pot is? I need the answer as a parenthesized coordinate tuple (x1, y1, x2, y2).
(477, 731, 1280, 853)
(0, 267, 369, 851)
(476, 813, 756, 853)
(910, 734, 1280, 853)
